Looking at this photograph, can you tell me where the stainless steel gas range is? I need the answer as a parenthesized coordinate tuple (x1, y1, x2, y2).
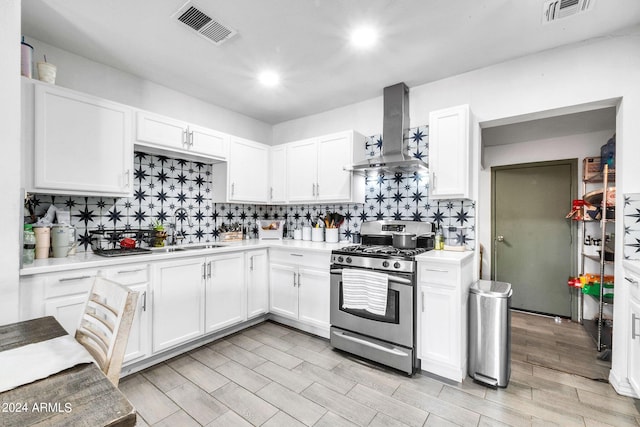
(329, 220, 433, 375)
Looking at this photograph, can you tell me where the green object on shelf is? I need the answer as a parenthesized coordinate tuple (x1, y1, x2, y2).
(582, 282, 614, 297)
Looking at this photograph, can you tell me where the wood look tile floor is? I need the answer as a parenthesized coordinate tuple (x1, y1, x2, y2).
(120, 312, 640, 426)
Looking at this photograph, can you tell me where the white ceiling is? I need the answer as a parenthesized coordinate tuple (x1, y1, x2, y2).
(21, 0, 640, 125)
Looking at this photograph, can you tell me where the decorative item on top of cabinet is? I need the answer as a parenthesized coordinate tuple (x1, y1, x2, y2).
(286, 130, 366, 204)
(428, 104, 472, 200)
(22, 79, 133, 197)
(212, 137, 270, 204)
(135, 110, 228, 161)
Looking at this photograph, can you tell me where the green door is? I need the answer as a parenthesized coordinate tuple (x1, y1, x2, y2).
(492, 160, 577, 317)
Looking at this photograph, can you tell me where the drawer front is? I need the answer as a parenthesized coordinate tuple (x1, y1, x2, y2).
(270, 249, 330, 269)
(44, 270, 97, 298)
(100, 264, 149, 285)
(418, 262, 457, 287)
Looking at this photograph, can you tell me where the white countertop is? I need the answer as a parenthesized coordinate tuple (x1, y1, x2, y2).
(20, 239, 354, 276)
(415, 249, 474, 264)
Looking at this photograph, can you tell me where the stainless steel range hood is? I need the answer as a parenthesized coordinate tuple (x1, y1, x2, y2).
(346, 82, 428, 175)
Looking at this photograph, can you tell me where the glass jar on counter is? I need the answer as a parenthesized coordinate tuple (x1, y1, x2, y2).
(23, 224, 36, 265)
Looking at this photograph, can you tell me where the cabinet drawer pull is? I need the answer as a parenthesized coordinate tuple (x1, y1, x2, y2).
(290, 253, 303, 257)
(316, 183, 319, 196)
(625, 276, 639, 286)
(312, 183, 316, 197)
(297, 272, 301, 287)
(202, 263, 206, 280)
(207, 261, 212, 279)
(58, 275, 92, 282)
(293, 271, 297, 287)
(231, 183, 235, 197)
(424, 268, 449, 273)
(182, 129, 188, 146)
(142, 291, 147, 312)
(270, 187, 274, 200)
(117, 268, 145, 274)
(633, 313, 640, 340)
(250, 256, 254, 271)
(421, 291, 425, 312)
(189, 130, 194, 146)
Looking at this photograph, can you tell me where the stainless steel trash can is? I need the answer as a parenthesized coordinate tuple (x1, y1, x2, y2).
(468, 280, 512, 388)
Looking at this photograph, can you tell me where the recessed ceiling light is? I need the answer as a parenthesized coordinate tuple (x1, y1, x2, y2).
(258, 70, 280, 87)
(350, 25, 378, 49)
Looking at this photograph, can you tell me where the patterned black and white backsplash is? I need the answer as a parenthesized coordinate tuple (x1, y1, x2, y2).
(29, 125, 476, 251)
(624, 193, 640, 259)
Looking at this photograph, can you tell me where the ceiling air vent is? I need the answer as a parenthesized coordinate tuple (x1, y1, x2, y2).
(542, 0, 595, 24)
(173, 1, 236, 45)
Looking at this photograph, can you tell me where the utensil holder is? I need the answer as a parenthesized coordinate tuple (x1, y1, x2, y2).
(302, 226, 312, 241)
(311, 227, 324, 242)
(325, 228, 339, 243)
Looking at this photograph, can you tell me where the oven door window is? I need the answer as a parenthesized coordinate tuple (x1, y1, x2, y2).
(338, 282, 399, 324)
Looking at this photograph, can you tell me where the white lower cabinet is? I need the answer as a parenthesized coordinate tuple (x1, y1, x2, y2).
(270, 263, 299, 319)
(40, 270, 98, 335)
(298, 267, 330, 329)
(152, 258, 205, 353)
(269, 249, 331, 336)
(205, 252, 246, 333)
(100, 264, 150, 364)
(247, 249, 269, 318)
(417, 253, 473, 382)
(629, 297, 640, 395)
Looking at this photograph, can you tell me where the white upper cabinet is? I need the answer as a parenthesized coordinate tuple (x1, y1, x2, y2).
(269, 145, 287, 204)
(24, 81, 133, 197)
(212, 137, 270, 204)
(286, 131, 365, 204)
(135, 110, 228, 161)
(189, 124, 228, 159)
(428, 104, 471, 199)
(317, 132, 355, 202)
(287, 138, 318, 202)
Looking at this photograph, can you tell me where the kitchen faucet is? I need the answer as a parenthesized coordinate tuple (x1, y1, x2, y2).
(171, 207, 193, 245)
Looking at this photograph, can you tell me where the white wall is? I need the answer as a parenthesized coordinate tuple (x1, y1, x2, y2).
(24, 37, 273, 144)
(1, 0, 22, 324)
(273, 96, 383, 143)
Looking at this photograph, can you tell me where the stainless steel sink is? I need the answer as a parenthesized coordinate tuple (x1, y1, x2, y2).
(150, 247, 187, 253)
(182, 244, 225, 250)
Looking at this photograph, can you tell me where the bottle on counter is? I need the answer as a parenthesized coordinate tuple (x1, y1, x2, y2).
(23, 224, 36, 264)
(435, 226, 444, 250)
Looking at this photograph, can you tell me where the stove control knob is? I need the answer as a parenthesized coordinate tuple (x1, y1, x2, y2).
(382, 261, 389, 268)
(346, 257, 352, 264)
(337, 256, 344, 263)
(393, 262, 401, 269)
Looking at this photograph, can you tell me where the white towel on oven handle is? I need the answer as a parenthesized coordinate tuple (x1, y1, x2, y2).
(341, 269, 389, 316)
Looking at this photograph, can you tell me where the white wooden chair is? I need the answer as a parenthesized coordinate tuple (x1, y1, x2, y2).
(75, 277, 138, 386)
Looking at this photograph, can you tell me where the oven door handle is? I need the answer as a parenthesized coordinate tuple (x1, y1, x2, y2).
(330, 268, 412, 285)
(331, 329, 409, 357)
